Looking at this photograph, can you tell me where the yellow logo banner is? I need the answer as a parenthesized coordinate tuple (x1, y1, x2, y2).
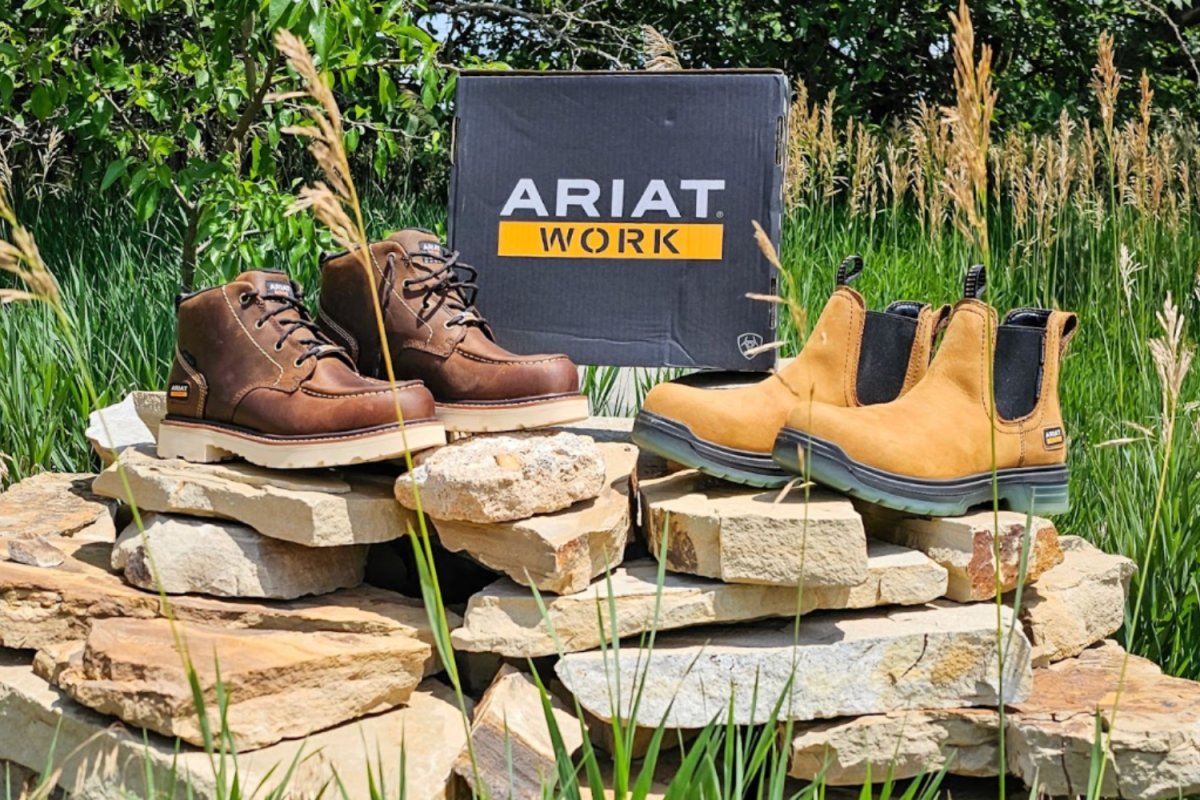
(497, 221, 724, 260)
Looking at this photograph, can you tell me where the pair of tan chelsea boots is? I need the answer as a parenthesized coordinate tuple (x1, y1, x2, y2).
(157, 230, 588, 469)
(633, 259, 1077, 517)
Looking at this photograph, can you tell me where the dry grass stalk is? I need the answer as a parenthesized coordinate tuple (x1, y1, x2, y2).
(942, 0, 997, 261)
(785, 80, 821, 207)
(1118, 244, 1145, 306)
(749, 219, 806, 340)
(818, 90, 840, 198)
(642, 25, 681, 71)
(1149, 292, 1194, 420)
(0, 184, 59, 305)
(1091, 32, 1120, 150)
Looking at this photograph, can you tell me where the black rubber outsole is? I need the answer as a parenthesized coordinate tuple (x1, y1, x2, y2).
(772, 427, 1070, 516)
(631, 411, 790, 489)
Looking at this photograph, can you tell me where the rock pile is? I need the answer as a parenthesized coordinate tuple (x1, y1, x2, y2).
(1, 393, 1196, 800)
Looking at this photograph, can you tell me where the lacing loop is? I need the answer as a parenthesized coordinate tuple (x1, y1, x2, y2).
(382, 246, 492, 336)
(240, 287, 345, 367)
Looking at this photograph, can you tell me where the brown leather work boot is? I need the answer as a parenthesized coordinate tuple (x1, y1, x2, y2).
(317, 229, 589, 433)
(773, 265, 1077, 516)
(631, 256, 950, 488)
(157, 270, 445, 469)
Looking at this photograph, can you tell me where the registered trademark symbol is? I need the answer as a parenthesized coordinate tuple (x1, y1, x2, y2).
(716, 210, 724, 219)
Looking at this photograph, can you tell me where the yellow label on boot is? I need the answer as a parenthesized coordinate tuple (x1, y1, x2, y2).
(497, 221, 723, 260)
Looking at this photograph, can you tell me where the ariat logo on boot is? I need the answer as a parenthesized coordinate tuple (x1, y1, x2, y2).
(1043, 426, 1065, 449)
(265, 280, 294, 298)
(496, 178, 726, 260)
(168, 383, 190, 401)
(417, 240, 442, 263)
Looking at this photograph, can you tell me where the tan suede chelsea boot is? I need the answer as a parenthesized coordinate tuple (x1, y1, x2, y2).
(317, 229, 589, 433)
(631, 256, 951, 487)
(773, 265, 1077, 516)
(157, 270, 446, 468)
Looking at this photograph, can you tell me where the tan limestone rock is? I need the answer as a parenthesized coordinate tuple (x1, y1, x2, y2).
(0, 536, 451, 661)
(789, 708, 1000, 784)
(113, 513, 366, 599)
(1016, 536, 1135, 665)
(0, 473, 118, 541)
(54, 618, 429, 750)
(395, 430, 606, 523)
(862, 507, 1063, 601)
(0, 650, 467, 800)
(86, 394, 155, 464)
(1007, 640, 1200, 799)
(130, 390, 167, 440)
(639, 470, 868, 587)
(557, 602, 1032, 729)
(431, 442, 636, 595)
(93, 448, 413, 547)
(4, 537, 65, 568)
(452, 544, 947, 658)
(455, 665, 584, 799)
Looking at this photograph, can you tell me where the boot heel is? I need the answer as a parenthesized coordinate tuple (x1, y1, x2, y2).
(1003, 482, 1070, 516)
(156, 424, 237, 463)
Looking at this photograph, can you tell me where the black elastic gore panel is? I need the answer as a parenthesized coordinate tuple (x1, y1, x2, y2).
(856, 311, 920, 405)
(994, 317, 1048, 420)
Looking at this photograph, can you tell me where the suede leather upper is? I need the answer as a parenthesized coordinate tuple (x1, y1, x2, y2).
(640, 286, 948, 454)
(782, 299, 1077, 479)
(166, 270, 435, 436)
(318, 232, 579, 405)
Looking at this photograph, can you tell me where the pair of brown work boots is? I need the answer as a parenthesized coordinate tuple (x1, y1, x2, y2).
(633, 259, 1076, 517)
(157, 229, 587, 469)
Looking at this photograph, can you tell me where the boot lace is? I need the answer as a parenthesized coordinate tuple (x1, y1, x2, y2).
(239, 288, 345, 367)
(381, 248, 493, 335)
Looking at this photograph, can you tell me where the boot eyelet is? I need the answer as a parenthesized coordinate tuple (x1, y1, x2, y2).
(239, 293, 252, 307)
(255, 320, 265, 330)
(273, 342, 283, 352)
(293, 358, 304, 368)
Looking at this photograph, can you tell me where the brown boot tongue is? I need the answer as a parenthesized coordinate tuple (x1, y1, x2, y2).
(387, 229, 445, 266)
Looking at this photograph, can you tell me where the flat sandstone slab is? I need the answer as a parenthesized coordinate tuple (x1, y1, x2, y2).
(1018, 535, 1134, 665)
(0, 650, 466, 800)
(0, 536, 450, 660)
(454, 665, 584, 799)
(54, 617, 430, 750)
(556, 601, 1032, 729)
(113, 512, 366, 599)
(453, 543, 947, 657)
(431, 442, 637, 595)
(861, 507, 1063, 601)
(788, 641, 1200, 799)
(0, 472, 118, 541)
(640, 470, 868, 587)
(93, 448, 413, 546)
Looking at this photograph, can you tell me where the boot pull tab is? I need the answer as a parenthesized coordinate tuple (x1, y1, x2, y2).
(836, 255, 864, 287)
(963, 264, 987, 299)
(932, 304, 954, 337)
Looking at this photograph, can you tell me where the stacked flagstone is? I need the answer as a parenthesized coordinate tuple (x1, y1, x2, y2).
(4, 393, 1200, 799)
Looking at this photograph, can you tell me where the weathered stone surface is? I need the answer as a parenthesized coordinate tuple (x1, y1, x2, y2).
(113, 513, 366, 599)
(1007, 641, 1200, 799)
(453, 544, 947, 657)
(455, 665, 584, 799)
(560, 415, 635, 443)
(557, 602, 1032, 729)
(787, 641, 1200, 798)
(0, 650, 467, 800)
(86, 394, 154, 464)
(93, 448, 413, 547)
(0, 760, 41, 800)
(0, 536, 452, 660)
(4, 537, 65, 568)
(639, 470, 869, 587)
(862, 507, 1063, 601)
(130, 390, 167, 439)
(1017, 536, 1135, 666)
(789, 708, 1000, 784)
(54, 617, 429, 749)
(0, 473, 118, 541)
(431, 442, 636, 595)
(395, 430, 606, 523)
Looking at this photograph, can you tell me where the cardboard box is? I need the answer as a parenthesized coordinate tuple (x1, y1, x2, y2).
(448, 70, 789, 370)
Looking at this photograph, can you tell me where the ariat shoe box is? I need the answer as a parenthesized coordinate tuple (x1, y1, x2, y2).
(448, 70, 789, 370)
